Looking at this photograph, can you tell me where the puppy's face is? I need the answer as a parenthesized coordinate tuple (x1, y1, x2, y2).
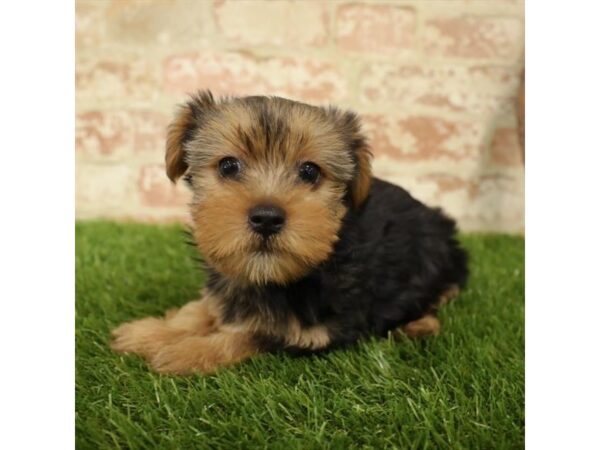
(166, 91, 371, 285)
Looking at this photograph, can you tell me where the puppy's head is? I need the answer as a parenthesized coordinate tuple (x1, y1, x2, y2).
(166, 91, 371, 285)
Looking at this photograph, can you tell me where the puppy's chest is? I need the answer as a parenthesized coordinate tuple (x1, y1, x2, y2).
(215, 273, 338, 333)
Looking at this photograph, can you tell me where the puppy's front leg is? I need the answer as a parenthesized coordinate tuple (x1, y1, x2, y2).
(110, 292, 220, 360)
(150, 328, 259, 375)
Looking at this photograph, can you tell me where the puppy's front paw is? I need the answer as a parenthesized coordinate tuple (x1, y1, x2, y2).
(111, 317, 184, 359)
(150, 337, 216, 375)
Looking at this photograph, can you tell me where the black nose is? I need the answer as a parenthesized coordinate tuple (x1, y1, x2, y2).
(248, 205, 286, 238)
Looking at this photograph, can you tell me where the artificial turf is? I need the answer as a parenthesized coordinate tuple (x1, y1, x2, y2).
(76, 221, 524, 449)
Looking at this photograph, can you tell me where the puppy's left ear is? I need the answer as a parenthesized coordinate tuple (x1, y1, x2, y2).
(166, 90, 216, 182)
(334, 110, 372, 208)
(350, 133, 372, 207)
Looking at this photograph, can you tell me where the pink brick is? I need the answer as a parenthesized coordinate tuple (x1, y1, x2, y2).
(335, 4, 416, 53)
(128, 111, 170, 155)
(76, 110, 168, 159)
(138, 164, 191, 208)
(76, 57, 161, 104)
(417, 173, 478, 199)
(76, 111, 128, 158)
(411, 172, 524, 232)
(122, 212, 190, 224)
(163, 51, 347, 102)
(213, 0, 329, 47)
(359, 63, 520, 115)
(467, 173, 524, 232)
(76, 163, 138, 213)
(423, 15, 523, 60)
(362, 115, 484, 162)
(468, 65, 521, 85)
(490, 127, 522, 166)
(104, 0, 207, 45)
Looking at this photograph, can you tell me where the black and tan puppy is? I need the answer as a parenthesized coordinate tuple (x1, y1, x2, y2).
(111, 91, 468, 374)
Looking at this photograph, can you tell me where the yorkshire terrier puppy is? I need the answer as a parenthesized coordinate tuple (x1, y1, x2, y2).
(111, 91, 468, 374)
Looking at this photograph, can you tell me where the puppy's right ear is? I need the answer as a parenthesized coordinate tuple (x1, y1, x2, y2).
(165, 90, 216, 182)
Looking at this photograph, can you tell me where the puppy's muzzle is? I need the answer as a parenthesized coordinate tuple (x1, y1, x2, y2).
(248, 204, 286, 238)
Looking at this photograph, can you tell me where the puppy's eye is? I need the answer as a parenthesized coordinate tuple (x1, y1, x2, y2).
(298, 162, 321, 184)
(218, 157, 241, 178)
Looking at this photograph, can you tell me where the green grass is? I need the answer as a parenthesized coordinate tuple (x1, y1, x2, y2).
(76, 221, 524, 450)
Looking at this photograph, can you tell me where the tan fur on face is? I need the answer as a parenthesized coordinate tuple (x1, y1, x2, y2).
(163, 93, 371, 285)
(187, 99, 357, 182)
(183, 97, 359, 284)
(192, 177, 347, 284)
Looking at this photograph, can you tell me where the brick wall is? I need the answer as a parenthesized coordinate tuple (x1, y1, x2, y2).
(76, 0, 524, 232)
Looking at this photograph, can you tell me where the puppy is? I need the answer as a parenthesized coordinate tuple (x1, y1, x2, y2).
(111, 91, 468, 374)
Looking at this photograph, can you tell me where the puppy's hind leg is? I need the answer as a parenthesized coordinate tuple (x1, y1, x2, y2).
(398, 314, 441, 338)
(393, 285, 461, 339)
(436, 284, 460, 308)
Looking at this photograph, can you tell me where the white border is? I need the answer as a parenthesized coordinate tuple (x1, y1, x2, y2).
(526, 1, 600, 449)
(0, 1, 74, 448)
